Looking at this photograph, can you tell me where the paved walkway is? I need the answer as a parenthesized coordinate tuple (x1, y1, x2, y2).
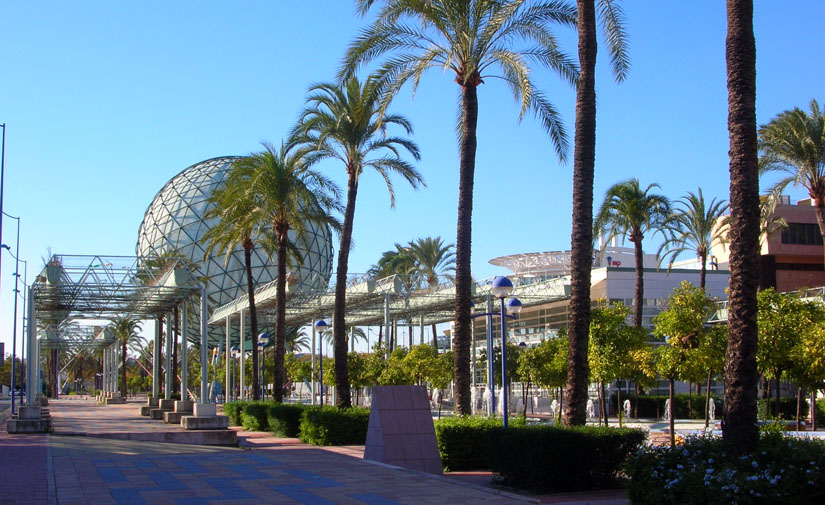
(1, 398, 633, 505)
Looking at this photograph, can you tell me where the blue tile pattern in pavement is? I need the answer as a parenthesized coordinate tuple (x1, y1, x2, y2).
(94, 450, 417, 505)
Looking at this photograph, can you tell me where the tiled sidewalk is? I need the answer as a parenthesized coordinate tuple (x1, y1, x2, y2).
(1, 398, 631, 504)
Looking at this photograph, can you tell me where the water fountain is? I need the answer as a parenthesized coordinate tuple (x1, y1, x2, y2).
(623, 399, 632, 419)
(586, 399, 595, 420)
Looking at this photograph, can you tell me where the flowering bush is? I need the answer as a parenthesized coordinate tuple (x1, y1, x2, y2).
(626, 433, 825, 504)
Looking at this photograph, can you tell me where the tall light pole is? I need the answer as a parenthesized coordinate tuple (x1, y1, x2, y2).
(0, 123, 6, 315)
(314, 320, 328, 406)
(257, 332, 269, 400)
(490, 276, 522, 428)
(2, 212, 20, 414)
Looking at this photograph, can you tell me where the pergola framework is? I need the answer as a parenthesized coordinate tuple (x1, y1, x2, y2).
(27, 254, 209, 405)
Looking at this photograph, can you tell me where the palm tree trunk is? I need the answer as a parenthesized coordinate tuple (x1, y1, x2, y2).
(453, 81, 480, 416)
(600, 381, 608, 426)
(565, 0, 597, 427)
(431, 323, 438, 349)
(333, 172, 358, 408)
(632, 236, 645, 327)
(243, 239, 260, 401)
(274, 234, 288, 403)
(700, 252, 708, 290)
(775, 369, 782, 418)
(723, 0, 760, 456)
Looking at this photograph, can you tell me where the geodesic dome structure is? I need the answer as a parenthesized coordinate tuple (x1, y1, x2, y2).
(136, 156, 333, 341)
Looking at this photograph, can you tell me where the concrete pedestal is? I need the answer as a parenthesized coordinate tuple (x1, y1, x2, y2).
(6, 405, 52, 434)
(181, 415, 229, 430)
(140, 397, 161, 416)
(164, 401, 194, 424)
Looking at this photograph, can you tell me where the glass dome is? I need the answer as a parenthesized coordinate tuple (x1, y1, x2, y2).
(136, 156, 333, 339)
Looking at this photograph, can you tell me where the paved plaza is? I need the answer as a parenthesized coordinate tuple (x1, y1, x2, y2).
(1, 398, 632, 505)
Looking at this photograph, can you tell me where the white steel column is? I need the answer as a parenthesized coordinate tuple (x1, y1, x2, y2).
(239, 310, 245, 399)
(26, 288, 35, 405)
(311, 323, 316, 405)
(199, 286, 209, 403)
(225, 315, 231, 402)
(181, 302, 189, 399)
(152, 317, 162, 398)
(165, 311, 173, 399)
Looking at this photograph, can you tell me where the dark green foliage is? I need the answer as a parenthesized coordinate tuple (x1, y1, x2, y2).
(626, 434, 825, 505)
(223, 401, 249, 426)
(757, 397, 809, 420)
(815, 398, 825, 421)
(614, 394, 723, 419)
(298, 406, 370, 446)
(266, 403, 306, 437)
(488, 425, 646, 492)
(241, 402, 269, 432)
(433, 416, 526, 471)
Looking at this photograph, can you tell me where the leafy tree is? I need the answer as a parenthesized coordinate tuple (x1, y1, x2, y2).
(293, 75, 422, 408)
(790, 317, 825, 430)
(723, 0, 762, 455)
(594, 179, 670, 327)
(565, 0, 630, 427)
(345, 0, 579, 416)
(653, 281, 718, 446)
(588, 302, 645, 426)
(108, 317, 144, 398)
(756, 289, 820, 417)
(658, 188, 728, 289)
(227, 143, 341, 402)
(518, 338, 568, 418)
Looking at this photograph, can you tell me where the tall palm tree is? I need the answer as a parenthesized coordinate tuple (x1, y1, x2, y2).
(658, 188, 729, 289)
(408, 236, 455, 348)
(345, 0, 578, 415)
(759, 99, 825, 269)
(723, 0, 760, 455)
(564, 0, 629, 426)
(594, 179, 669, 327)
(201, 161, 264, 400)
(293, 75, 423, 408)
(236, 143, 341, 403)
(108, 317, 144, 398)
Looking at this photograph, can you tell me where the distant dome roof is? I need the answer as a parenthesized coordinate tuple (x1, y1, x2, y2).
(136, 156, 333, 328)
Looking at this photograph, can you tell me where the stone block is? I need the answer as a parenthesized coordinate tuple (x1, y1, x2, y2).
(6, 418, 51, 433)
(174, 400, 194, 413)
(363, 385, 442, 475)
(139, 405, 153, 416)
(150, 408, 169, 420)
(106, 397, 126, 405)
(18, 406, 41, 420)
(164, 412, 185, 424)
(146, 397, 160, 407)
(181, 415, 229, 430)
(193, 403, 216, 417)
(159, 399, 176, 410)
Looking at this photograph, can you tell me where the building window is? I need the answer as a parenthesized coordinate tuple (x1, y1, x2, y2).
(781, 223, 823, 245)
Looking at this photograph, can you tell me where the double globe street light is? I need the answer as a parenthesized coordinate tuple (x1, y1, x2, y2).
(490, 276, 522, 428)
(258, 332, 269, 399)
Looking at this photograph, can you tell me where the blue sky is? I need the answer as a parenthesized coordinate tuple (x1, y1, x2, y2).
(1, 1, 823, 354)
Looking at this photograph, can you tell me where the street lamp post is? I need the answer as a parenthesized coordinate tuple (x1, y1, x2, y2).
(470, 299, 496, 416)
(313, 320, 328, 406)
(2, 212, 20, 414)
(257, 333, 269, 400)
(490, 276, 522, 428)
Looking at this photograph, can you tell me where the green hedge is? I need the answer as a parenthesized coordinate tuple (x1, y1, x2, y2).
(433, 416, 526, 471)
(613, 394, 722, 419)
(299, 406, 370, 446)
(758, 397, 809, 420)
(627, 434, 825, 505)
(489, 425, 646, 492)
(266, 403, 306, 437)
(241, 402, 270, 431)
(224, 401, 249, 426)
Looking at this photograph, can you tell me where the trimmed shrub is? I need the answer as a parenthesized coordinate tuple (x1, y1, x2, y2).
(488, 425, 646, 492)
(626, 433, 825, 505)
(267, 403, 305, 437)
(758, 397, 809, 420)
(614, 394, 722, 419)
(434, 416, 513, 471)
(299, 406, 370, 446)
(223, 401, 249, 426)
(241, 401, 270, 432)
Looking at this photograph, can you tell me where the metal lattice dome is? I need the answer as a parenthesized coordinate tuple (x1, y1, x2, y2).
(136, 156, 333, 338)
